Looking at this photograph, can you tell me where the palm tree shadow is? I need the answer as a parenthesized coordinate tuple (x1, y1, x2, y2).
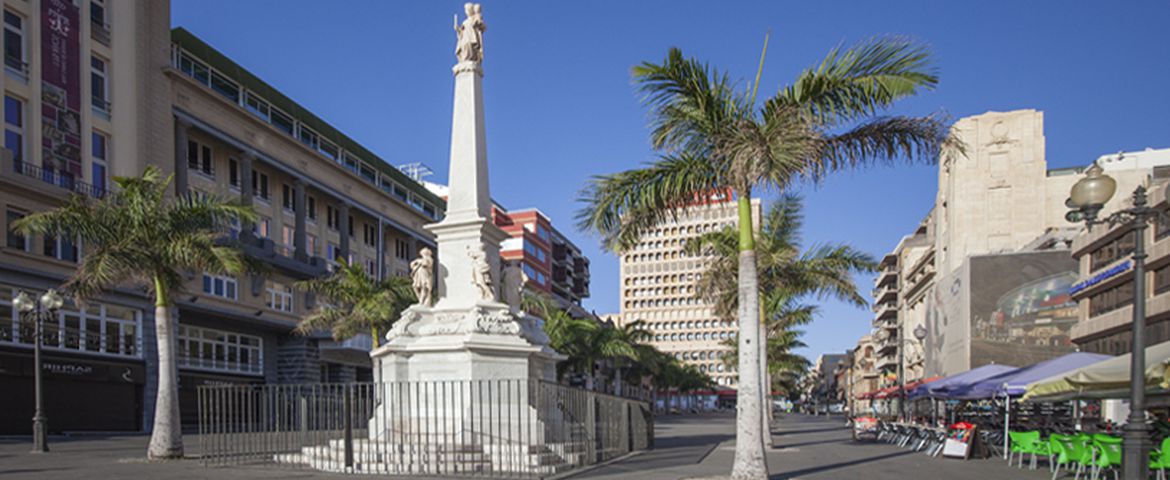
(768, 450, 916, 479)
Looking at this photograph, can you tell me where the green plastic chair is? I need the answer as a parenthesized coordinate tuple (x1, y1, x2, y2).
(1049, 434, 1093, 480)
(1150, 437, 1170, 480)
(1009, 431, 1034, 467)
(1089, 435, 1122, 480)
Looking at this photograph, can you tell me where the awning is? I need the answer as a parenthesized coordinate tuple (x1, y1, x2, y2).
(1023, 341, 1170, 402)
(865, 377, 942, 399)
(948, 352, 1111, 400)
(907, 364, 1018, 400)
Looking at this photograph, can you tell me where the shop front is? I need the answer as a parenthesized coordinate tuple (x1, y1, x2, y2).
(0, 350, 145, 434)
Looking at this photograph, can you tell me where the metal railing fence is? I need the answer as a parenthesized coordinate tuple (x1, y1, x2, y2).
(197, 379, 652, 479)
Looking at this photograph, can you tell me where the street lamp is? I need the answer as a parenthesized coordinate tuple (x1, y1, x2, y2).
(896, 323, 928, 421)
(1066, 161, 1164, 480)
(14, 289, 64, 454)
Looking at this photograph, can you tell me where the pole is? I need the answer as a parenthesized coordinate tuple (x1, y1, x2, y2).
(1122, 186, 1151, 480)
(31, 306, 48, 453)
(897, 323, 905, 421)
(1003, 393, 1010, 460)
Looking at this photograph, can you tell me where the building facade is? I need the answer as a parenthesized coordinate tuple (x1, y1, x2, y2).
(848, 334, 878, 414)
(864, 109, 1170, 379)
(0, 1, 444, 433)
(495, 208, 590, 317)
(1069, 174, 1170, 355)
(616, 194, 760, 387)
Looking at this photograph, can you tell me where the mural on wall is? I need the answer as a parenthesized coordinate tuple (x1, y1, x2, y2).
(926, 251, 1079, 377)
(968, 252, 1079, 368)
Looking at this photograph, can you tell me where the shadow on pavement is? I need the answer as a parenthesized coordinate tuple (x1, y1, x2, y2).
(772, 437, 851, 449)
(768, 450, 917, 479)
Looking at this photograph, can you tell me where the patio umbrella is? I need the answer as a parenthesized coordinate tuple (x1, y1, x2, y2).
(948, 352, 1111, 400)
(906, 364, 1018, 400)
(1023, 340, 1170, 402)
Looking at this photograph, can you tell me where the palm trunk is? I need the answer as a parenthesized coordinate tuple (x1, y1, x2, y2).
(147, 280, 183, 459)
(759, 305, 771, 448)
(731, 192, 768, 479)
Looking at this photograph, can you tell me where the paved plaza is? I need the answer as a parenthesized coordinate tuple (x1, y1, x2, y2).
(0, 413, 1058, 480)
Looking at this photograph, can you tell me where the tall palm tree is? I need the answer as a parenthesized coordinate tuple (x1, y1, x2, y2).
(11, 166, 255, 459)
(578, 38, 953, 478)
(294, 259, 415, 348)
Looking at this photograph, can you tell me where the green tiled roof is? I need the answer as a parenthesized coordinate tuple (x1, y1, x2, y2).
(170, 27, 445, 208)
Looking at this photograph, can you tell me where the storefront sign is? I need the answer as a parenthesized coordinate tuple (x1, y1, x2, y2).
(0, 351, 145, 383)
(40, 0, 82, 178)
(1069, 260, 1132, 295)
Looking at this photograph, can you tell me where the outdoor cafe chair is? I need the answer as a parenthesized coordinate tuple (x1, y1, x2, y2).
(1049, 434, 1092, 480)
(1010, 431, 1045, 469)
(1088, 434, 1121, 480)
(1151, 437, 1170, 480)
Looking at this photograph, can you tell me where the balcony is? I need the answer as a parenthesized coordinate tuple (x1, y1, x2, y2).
(873, 284, 897, 305)
(1, 153, 106, 200)
(91, 19, 111, 46)
(239, 236, 328, 279)
(873, 302, 897, 321)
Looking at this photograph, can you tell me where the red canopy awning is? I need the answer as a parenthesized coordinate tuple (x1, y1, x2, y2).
(859, 376, 943, 400)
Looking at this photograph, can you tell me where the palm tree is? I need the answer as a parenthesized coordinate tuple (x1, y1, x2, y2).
(686, 195, 876, 431)
(525, 294, 653, 392)
(606, 319, 653, 396)
(11, 166, 255, 459)
(294, 259, 415, 348)
(578, 38, 953, 478)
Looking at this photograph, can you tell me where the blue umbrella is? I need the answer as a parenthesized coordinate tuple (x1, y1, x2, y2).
(907, 364, 1018, 400)
(949, 352, 1112, 400)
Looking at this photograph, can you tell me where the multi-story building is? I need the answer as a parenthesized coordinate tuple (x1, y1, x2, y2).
(848, 335, 878, 415)
(616, 194, 760, 387)
(868, 109, 1170, 378)
(495, 208, 590, 317)
(0, 1, 444, 434)
(1069, 158, 1170, 355)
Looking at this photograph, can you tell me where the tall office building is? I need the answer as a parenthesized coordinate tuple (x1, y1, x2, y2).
(616, 194, 760, 387)
(0, 1, 443, 433)
(495, 208, 591, 317)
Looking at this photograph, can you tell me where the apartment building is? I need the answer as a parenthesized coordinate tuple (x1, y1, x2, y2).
(848, 334, 878, 414)
(0, 1, 443, 433)
(495, 208, 590, 317)
(616, 194, 760, 387)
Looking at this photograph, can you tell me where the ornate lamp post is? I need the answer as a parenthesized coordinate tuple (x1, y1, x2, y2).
(1066, 162, 1159, 480)
(14, 289, 64, 453)
(896, 324, 928, 421)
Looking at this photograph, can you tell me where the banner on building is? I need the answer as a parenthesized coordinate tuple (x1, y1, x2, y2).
(41, 0, 82, 180)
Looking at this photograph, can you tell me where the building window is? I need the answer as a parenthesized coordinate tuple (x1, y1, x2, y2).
(6, 208, 27, 251)
(270, 109, 295, 135)
(364, 259, 377, 276)
(326, 205, 339, 230)
(90, 0, 108, 30)
(43, 234, 79, 263)
(1089, 230, 1136, 272)
(5, 94, 22, 164)
(1089, 280, 1134, 318)
(363, 223, 376, 247)
(307, 197, 317, 221)
(307, 234, 318, 256)
(282, 183, 294, 212)
(347, 215, 355, 238)
(228, 158, 239, 188)
(297, 125, 319, 149)
(92, 131, 108, 196)
(91, 56, 109, 113)
(209, 71, 239, 103)
(201, 273, 238, 300)
(187, 140, 213, 176)
(252, 171, 269, 201)
(280, 225, 294, 256)
(265, 281, 293, 313)
(243, 92, 269, 121)
(176, 324, 262, 375)
(524, 241, 547, 263)
(0, 290, 141, 357)
(1156, 266, 1170, 296)
(253, 216, 269, 239)
(3, 10, 25, 75)
(537, 224, 551, 243)
(395, 238, 410, 260)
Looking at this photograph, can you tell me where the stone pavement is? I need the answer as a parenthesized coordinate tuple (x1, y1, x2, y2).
(0, 413, 1059, 479)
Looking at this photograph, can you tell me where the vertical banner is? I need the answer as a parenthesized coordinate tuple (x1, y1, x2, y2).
(41, 0, 82, 181)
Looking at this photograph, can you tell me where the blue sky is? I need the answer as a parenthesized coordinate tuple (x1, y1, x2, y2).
(172, 1, 1169, 359)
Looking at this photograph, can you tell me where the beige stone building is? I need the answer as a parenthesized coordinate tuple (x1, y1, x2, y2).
(848, 334, 878, 414)
(865, 109, 1170, 380)
(0, 2, 442, 433)
(616, 195, 760, 387)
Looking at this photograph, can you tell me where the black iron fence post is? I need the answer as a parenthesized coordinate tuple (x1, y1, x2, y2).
(343, 383, 354, 470)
